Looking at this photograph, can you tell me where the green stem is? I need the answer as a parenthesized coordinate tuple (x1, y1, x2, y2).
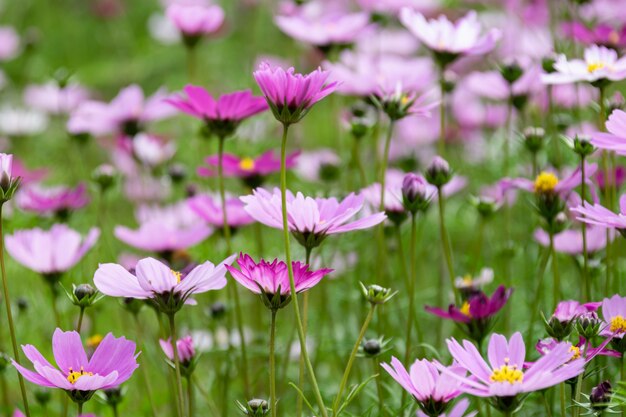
(47, 280, 61, 327)
(543, 391, 554, 417)
(580, 157, 590, 301)
(279, 124, 328, 417)
(217, 136, 232, 253)
(373, 357, 387, 417)
(0, 204, 31, 416)
(438, 68, 446, 156)
(187, 376, 194, 417)
(352, 136, 367, 187)
(332, 303, 376, 416)
(560, 383, 566, 417)
(297, 247, 313, 417)
(78, 402, 83, 415)
(437, 187, 458, 304)
(168, 314, 186, 417)
(76, 307, 85, 333)
(270, 309, 278, 417)
(550, 232, 560, 307)
(379, 120, 395, 212)
(133, 315, 158, 417)
(525, 248, 551, 346)
(113, 404, 119, 417)
(186, 45, 197, 82)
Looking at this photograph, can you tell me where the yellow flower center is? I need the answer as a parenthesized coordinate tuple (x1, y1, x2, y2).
(86, 334, 103, 349)
(610, 315, 626, 333)
(462, 275, 473, 286)
(239, 157, 255, 171)
(569, 345, 581, 360)
(171, 270, 182, 284)
(400, 95, 410, 106)
(460, 301, 472, 317)
(490, 361, 524, 384)
(534, 172, 559, 193)
(66, 367, 93, 384)
(587, 62, 606, 73)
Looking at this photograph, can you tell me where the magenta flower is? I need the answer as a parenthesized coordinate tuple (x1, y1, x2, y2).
(197, 150, 298, 188)
(562, 22, 626, 49)
(166, 2, 224, 44)
(274, 9, 370, 47)
(381, 357, 463, 416)
(253, 62, 338, 125)
(241, 187, 386, 249)
(226, 253, 332, 310)
(18, 183, 89, 218)
(166, 86, 267, 138)
(188, 194, 255, 228)
(541, 45, 626, 85)
(12, 329, 138, 404)
(553, 300, 598, 323)
(94, 255, 233, 313)
(438, 332, 585, 410)
(426, 286, 512, 344)
(591, 109, 626, 154)
(600, 294, 626, 339)
(6, 225, 99, 276)
(160, 335, 195, 365)
(570, 195, 626, 233)
(399, 10, 500, 66)
(536, 337, 619, 364)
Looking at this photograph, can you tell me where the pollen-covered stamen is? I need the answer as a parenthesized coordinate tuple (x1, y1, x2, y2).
(587, 62, 606, 73)
(171, 270, 182, 284)
(66, 366, 94, 384)
(239, 157, 255, 171)
(490, 358, 523, 384)
(610, 315, 626, 333)
(569, 345, 581, 360)
(461, 275, 473, 286)
(534, 172, 559, 194)
(460, 301, 472, 318)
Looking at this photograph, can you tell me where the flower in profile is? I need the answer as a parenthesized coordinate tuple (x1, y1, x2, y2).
(454, 268, 494, 299)
(536, 337, 619, 365)
(18, 183, 89, 219)
(12, 329, 138, 404)
(373, 82, 438, 121)
(188, 194, 255, 229)
(166, 86, 267, 138)
(591, 109, 626, 154)
(381, 357, 463, 416)
(534, 226, 613, 255)
(571, 195, 626, 235)
(426, 286, 512, 344)
(0, 153, 20, 203)
(24, 82, 90, 115)
(253, 62, 338, 125)
(417, 398, 477, 417)
(160, 335, 197, 376)
(94, 255, 233, 313)
(438, 332, 585, 412)
(241, 188, 386, 249)
(562, 22, 626, 49)
(541, 44, 626, 85)
(197, 150, 298, 188)
(543, 300, 599, 340)
(6, 225, 99, 277)
(226, 253, 332, 310)
(399, 9, 500, 67)
(166, 2, 224, 47)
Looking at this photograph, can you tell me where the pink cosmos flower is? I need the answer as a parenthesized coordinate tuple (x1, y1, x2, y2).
(591, 109, 626, 154)
(464, 66, 543, 103)
(226, 253, 332, 296)
(438, 332, 585, 400)
(551, 300, 599, 323)
(197, 150, 298, 183)
(160, 335, 195, 364)
(128, 133, 176, 167)
(0, 27, 20, 61)
(381, 357, 463, 416)
(12, 158, 48, 185)
(357, 0, 439, 15)
(18, 183, 89, 217)
(12, 329, 138, 395)
(293, 149, 340, 182)
(275, 8, 371, 47)
(562, 22, 626, 49)
(541, 45, 626, 85)
(94, 255, 233, 309)
(6, 225, 99, 275)
(600, 294, 626, 339)
(166, 86, 268, 138)
(188, 194, 255, 228)
(416, 398, 477, 417)
(570, 195, 626, 232)
(253, 62, 338, 125)
(399, 10, 500, 63)
(166, 2, 224, 38)
(241, 188, 386, 248)
(534, 226, 614, 254)
(68, 85, 175, 136)
(24, 82, 90, 115)
(595, 166, 626, 190)
(502, 163, 598, 199)
(535, 337, 620, 365)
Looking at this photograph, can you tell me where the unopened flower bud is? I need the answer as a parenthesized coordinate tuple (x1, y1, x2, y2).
(542, 57, 556, 74)
(168, 163, 187, 183)
(402, 173, 431, 214)
(74, 284, 95, 301)
(360, 283, 396, 305)
(66, 283, 101, 308)
(500, 62, 523, 84)
(523, 127, 545, 154)
(17, 297, 29, 312)
(590, 381, 612, 411)
(362, 339, 381, 356)
(576, 312, 602, 339)
(425, 156, 452, 187)
(238, 399, 269, 416)
(34, 389, 52, 406)
(91, 164, 117, 192)
(210, 301, 227, 320)
(103, 387, 123, 406)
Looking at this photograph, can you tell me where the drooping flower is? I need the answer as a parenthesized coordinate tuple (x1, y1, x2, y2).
(94, 255, 233, 313)
(226, 253, 332, 310)
(188, 194, 255, 229)
(541, 44, 626, 85)
(438, 332, 585, 412)
(570, 195, 626, 234)
(6, 224, 99, 276)
(425, 286, 513, 344)
(381, 357, 463, 416)
(253, 62, 338, 125)
(166, 86, 268, 138)
(399, 9, 500, 67)
(166, 2, 224, 47)
(12, 329, 138, 404)
(240, 188, 386, 249)
(17, 183, 89, 219)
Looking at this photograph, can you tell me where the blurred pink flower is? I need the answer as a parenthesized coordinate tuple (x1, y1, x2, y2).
(0, 27, 20, 61)
(18, 183, 89, 217)
(293, 149, 340, 182)
(562, 22, 626, 48)
(166, 2, 224, 38)
(188, 194, 255, 228)
(591, 109, 626, 154)
(534, 226, 614, 255)
(160, 335, 195, 364)
(24, 82, 90, 115)
(198, 150, 297, 182)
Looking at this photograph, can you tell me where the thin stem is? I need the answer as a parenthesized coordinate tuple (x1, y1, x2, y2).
(297, 247, 313, 417)
(186, 46, 197, 82)
(379, 120, 395, 212)
(525, 248, 551, 346)
(168, 314, 186, 417)
(0, 204, 31, 416)
(270, 309, 278, 417)
(78, 402, 83, 415)
(113, 404, 119, 417)
(438, 68, 446, 156)
(217, 136, 232, 253)
(550, 232, 560, 307)
(437, 187, 458, 304)
(133, 315, 158, 417)
(186, 376, 194, 417)
(580, 157, 590, 301)
(543, 391, 554, 417)
(352, 137, 367, 187)
(372, 357, 387, 417)
(332, 303, 376, 416)
(279, 124, 328, 417)
(560, 383, 566, 417)
(76, 307, 85, 333)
